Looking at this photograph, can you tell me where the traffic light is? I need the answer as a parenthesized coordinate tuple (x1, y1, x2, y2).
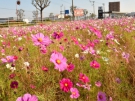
(98, 10, 103, 19)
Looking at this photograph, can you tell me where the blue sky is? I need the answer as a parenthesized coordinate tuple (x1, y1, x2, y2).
(0, 0, 135, 20)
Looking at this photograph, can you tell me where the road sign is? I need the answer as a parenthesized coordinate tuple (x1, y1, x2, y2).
(65, 10, 69, 14)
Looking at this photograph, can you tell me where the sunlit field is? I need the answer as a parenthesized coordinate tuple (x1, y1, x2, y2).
(0, 17, 135, 101)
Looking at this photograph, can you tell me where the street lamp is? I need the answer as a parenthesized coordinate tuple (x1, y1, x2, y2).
(89, 0, 95, 16)
(60, 4, 63, 20)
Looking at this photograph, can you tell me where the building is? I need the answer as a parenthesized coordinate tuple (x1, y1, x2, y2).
(109, 2, 120, 12)
(126, 12, 135, 17)
(0, 17, 17, 23)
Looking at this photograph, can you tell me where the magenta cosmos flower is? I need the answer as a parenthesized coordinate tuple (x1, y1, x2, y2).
(70, 88, 80, 99)
(50, 52, 67, 72)
(67, 63, 75, 72)
(59, 78, 73, 92)
(90, 60, 100, 69)
(79, 73, 90, 83)
(31, 33, 51, 46)
(16, 93, 38, 101)
(52, 32, 64, 39)
(97, 92, 106, 101)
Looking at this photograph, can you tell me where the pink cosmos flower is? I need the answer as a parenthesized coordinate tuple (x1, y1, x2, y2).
(79, 73, 90, 83)
(59, 78, 73, 92)
(30, 84, 36, 89)
(79, 44, 88, 51)
(52, 32, 63, 39)
(89, 47, 96, 55)
(93, 39, 100, 44)
(82, 84, 91, 90)
(16, 93, 38, 101)
(90, 60, 100, 69)
(106, 31, 114, 40)
(89, 26, 102, 38)
(71, 36, 79, 45)
(18, 47, 24, 52)
(1, 56, 16, 63)
(1, 49, 5, 54)
(50, 52, 67, 72)
(31, 33, 51, 46)
(59, 45, 64, 51)
(66, 63, 75, 72)
(122, 52, 129, 63)
(95, 30, 102, 38)
(76, 83, 91, 90)
(86, 40, 95, 47)
(70, 88, 80, 99)
(42, 66, 48, 72)
(95, 81, 102, 87)
(40, 46, 47, 54)
(9, 73, 16, 79)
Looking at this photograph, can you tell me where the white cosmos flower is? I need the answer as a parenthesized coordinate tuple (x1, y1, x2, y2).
(24, 62, 30, 67)
(114, 39, 120, 45)
(106, 50, 111, 52)
(10, 67, 16, 72)
(102, 57, 109, 62)
(6, 64, 11, 68)
(75, 54, 79, 58)
(78, 38, 81, 42)
(18, 37, 22, 41)
(82, 50, 89, 54)
(6, 64, 16, 72)
(96, 50, 101, 54)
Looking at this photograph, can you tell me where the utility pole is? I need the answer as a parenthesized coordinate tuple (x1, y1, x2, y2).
(72, 0, 74, 21)
(103, 3, 105, 18)
(89, 0, 95, 17)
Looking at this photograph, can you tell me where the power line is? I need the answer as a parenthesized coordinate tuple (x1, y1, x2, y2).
(0, 7, 58, 14)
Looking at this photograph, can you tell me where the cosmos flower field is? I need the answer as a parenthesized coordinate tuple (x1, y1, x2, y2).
(0, 17, 135, 101)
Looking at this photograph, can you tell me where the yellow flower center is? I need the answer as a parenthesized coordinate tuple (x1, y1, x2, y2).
(93, 63, 96, 67)
(65, 83, 68, 86)
(82, 77, 85, 79)
(38, 38, 42, 42)
(56, 59, 61, 64)
(72, 92, 76, 95)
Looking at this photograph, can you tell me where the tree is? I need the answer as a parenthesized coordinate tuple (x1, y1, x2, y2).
(90, 13, 96, 19)
(83, 9, 88, 20)
(17, 9, 25, 21)
(32, 0, 51, 22)
(33, 10, 38, 22)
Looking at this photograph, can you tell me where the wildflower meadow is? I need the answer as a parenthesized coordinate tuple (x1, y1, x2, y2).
(0, 17, 135, 101)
